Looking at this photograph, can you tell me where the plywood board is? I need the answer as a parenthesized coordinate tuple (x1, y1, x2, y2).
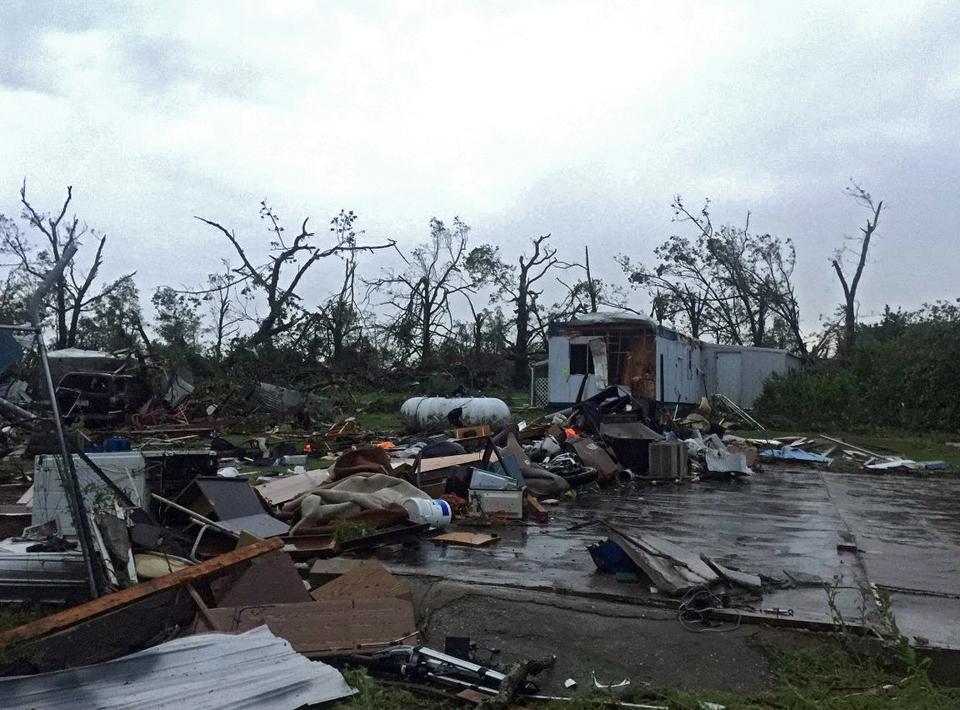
(310, 559, 410, 602)
(392, 452, 483, 472)
(198, 597, 418, 656)
(255, 469, 331, 506)
(211, 551, 311, 607)
(431, 532, 500, 547)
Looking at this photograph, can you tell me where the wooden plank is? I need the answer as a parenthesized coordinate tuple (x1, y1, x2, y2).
(818, 434, 883, 458)
(524, 494, 549, 524)
(255, 469, 331, 506)
(281, 534, 338, 560)
(392, 452, 483, 473)
(0, 537, 282, 649)
(186, 583, 217, 628)
(700, 555, 762, 590)
(431, 532, 499, 547)
(605, 523, 717, 595)
(449, 424, 491, 439)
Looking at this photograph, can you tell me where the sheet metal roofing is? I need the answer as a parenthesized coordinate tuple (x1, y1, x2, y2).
(0, 626, 355, 710)
(560, 311, 657, 328)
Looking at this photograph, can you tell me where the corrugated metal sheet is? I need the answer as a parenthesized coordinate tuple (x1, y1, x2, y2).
(557, 311, 657, 328)
(0, 626, 355, 709)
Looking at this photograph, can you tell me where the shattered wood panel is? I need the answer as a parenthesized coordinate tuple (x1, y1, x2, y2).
(0, 588, 197, 674)
(310, 559, 411, 602)
(622, 332, 657, 399)
(605, 525, 718, 595)
(198, 597, 418, 656)
(700, 555, 762, 590)
(211, 551, 311, 607)
(188, 477, 268, 520)
(308, 557, 365, 586)
(569, 438, 621, 482)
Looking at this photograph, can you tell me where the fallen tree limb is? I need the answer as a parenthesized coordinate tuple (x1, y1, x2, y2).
(478, 655, 556, 710)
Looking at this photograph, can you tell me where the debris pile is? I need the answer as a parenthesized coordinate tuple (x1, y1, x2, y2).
(0, 344, 953, 707)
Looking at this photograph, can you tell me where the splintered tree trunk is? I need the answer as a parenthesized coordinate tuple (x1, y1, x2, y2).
(420, 293, 432, 367)
(56, 279, 69, 348)
(513, 309, 528, 388)
(844, 301, 856, 353)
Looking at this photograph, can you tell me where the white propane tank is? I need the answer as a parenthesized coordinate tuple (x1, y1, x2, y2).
(400, 396, 511, 432)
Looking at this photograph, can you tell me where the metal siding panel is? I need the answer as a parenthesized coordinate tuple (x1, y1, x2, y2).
(738, 349, 790, 407)
(715, 352, 743, 404)
(0, 626, 355, 709)
(548, 335, 572, 404)
(655, 336, 701, 404)
(697, 344, 800, 408)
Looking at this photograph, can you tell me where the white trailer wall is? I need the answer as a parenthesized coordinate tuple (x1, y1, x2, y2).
(701, 344, 801, 408)
(548, 327, 800, 409)
(654, 333, 704, 405)
(548, 335, 600, 406)
(33, 452, 147, 535)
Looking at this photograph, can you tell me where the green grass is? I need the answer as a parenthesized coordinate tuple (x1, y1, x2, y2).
(334, 668, 454, 709)
(351, 387, 547, 433)
(665, 645, 959, 709)
(735, 428, 960, 467)
(0, 604, 55, 633)
(333, 645, 959, 710)
(353, 411, 403, 433)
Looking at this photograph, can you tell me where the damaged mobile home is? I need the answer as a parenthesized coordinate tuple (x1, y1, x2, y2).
(540, 312, 801, 409)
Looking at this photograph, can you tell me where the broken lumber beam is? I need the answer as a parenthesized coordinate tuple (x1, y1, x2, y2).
(0, 537, 282, 649)
(524, 494, 549, 524)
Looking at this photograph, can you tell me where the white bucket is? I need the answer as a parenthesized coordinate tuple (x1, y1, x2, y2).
(402, 497, 452, 528)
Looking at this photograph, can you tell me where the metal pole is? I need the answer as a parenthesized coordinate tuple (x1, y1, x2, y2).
(529, 364, 534, 407)
(30, 242, 100, 599)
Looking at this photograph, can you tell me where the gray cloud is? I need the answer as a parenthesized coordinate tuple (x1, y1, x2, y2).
(0, 0, 958, 332)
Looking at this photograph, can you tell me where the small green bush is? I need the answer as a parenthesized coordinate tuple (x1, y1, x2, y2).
(756, 304, 960, 432)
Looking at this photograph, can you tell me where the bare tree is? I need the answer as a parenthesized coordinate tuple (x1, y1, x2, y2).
(370, 217, 474, 367)
(618, 244, 712, 338)
(831, 180, 884, 355)
(619, 195, 805, 352)
(467, 234, 560, 387)
(551, 273, 630, 322)
(3, 182, 134, 348)
(315, 210, 368, 368)
(196, 201, 395, 353)
(203, 262, 246, 362)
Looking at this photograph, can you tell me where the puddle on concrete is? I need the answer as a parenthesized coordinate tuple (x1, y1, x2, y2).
(381, 467, 960, 647)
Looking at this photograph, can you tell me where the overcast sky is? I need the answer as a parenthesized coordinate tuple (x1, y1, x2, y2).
(1, 0, 958, 333)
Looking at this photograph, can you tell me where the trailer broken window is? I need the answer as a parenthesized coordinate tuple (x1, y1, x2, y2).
(569, 343, 594, 375)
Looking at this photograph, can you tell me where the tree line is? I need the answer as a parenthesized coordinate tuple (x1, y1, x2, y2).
(0, 178, 887, 392)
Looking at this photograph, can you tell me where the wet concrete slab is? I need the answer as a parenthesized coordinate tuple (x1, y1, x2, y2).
(378, 467, 960, 647)
(820, 472, 960, 647)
